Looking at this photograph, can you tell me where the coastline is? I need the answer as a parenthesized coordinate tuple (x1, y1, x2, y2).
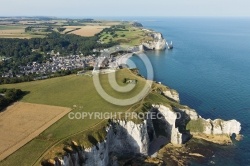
(38, 24, 242, 166)
(0, 20, 244, 166)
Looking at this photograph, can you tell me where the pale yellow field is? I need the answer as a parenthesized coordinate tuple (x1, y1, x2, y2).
(85, 21, 121, 26)
(0, 102, 71, 160)
(0, 26, 32, 38)
(66, 25, 110, 36)
(0, 29, 25, 35)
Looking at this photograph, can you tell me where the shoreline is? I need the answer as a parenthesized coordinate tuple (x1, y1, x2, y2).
(0, 21, 242, 166)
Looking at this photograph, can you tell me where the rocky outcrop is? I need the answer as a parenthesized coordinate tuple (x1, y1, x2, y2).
(51, 120, 149, 166)
(44, 105, 242, 166)
(163, 89, 180, 102)
(141, 32, 166, 50)
(155, 105, 183, 145)
(177, 107, 200, 120)
(201, 118, 241, 136)
(186, 116, 241, 144)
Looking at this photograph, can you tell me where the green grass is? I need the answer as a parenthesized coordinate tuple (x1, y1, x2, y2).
(0, 139, 53, 166)
(0, 25, 25, 30)
(99, 26, 153, 46)
(186, 118, 205, 133)
(0, 69, 148, 165)
(0, 69, 182, 165)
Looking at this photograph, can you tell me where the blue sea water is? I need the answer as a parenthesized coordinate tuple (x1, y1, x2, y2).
(129, 18, 250, 166)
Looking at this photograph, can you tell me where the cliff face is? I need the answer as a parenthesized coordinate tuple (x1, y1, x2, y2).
(163, 89, 180, 102)
(54, 120, 149, 166)
(47, 105, 241, 166)
(200, 118, 241, 136)
(154, 105, 183, 145)
(141, 32, 167, 51)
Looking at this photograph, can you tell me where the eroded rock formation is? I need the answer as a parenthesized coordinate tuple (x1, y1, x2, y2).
(43, 102, 241, 166)
(140, 32, 167, 51)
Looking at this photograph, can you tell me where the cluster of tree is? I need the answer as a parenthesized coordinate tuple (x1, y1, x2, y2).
(0, 31, 117, 58)
(100, 25, 130, 39)
(0, 88, 25, 111)
(25, 26, 33, 32)
(57, 27, 66, 32)
(0, 75, 36, 84)
(77, 19, 101, 23)
(65, 28, 81, 34)
(0, 53, 51, 75)
(101, 25, 128, 35)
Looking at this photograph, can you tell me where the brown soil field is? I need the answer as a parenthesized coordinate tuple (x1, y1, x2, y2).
(0, 102, 71, 160)
(68, 25, 110, 36)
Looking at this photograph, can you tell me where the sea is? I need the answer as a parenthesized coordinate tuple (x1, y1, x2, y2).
(126, 17, 250, 166)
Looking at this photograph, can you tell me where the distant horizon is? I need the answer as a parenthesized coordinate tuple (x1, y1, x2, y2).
(1, 0, 250, 18)
(1, 15, 250, 19)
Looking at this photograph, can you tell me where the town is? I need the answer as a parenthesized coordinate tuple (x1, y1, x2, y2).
(1, 45, 140, 79)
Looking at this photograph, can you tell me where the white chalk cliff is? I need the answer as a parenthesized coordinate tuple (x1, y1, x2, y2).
(53, 120, 149, 166)
(140, 32, 167, 51)
(46, 97, 241, 166)
(163, 89, 180, 102)
(155, 105, 183, 145)
(200, 118, 241, 136)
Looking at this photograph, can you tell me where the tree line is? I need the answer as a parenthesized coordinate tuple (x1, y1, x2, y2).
(0, 88, 25, 111)
(0, 31, 117, 58)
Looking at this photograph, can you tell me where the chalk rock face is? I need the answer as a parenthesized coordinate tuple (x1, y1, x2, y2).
(57, 120, 149, 166)
(51, 104, 242, 166)
(107, 120, 149, 155)
(198, 118, 241, 136)
(163, 89, 180, 102)
(211, 119, 224, 135)
(179, 107, 199, 120)
(141, 33, 167, 50)
(202, 119, 213, 135)
(221, 119, 241, 135)
(157, 105, 182, 145)
(155, 39, 167, 50)
(84, 142, 109, 166)
(88, 120, 148, 165)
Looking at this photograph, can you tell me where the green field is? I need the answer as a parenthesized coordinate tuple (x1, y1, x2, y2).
(0, 68, 182, 165)
(0, 69, 152, 165)
(0, 25, 47, 38)
(99, 26, 153, 46)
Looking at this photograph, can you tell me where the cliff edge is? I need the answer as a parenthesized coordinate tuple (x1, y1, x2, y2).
(140, 32, 167, 51)
(42, 93, 241, 166)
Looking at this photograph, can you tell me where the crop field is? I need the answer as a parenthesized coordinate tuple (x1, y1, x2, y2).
(0, 25, 26, 38)
(0, 25, 46, 38)
(0, 102, 71, 161)
(70, 25, 110, 36)
(65, 25, 110, 36)
(0, 69, 149, 165)
(0, 20, 124, 38)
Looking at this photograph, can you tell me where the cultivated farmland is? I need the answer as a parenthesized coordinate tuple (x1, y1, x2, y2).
(0, 102, 71, 160)
(65, 25, 110, 36)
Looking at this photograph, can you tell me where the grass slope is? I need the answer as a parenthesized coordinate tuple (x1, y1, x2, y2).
(0, 69, 148, 165)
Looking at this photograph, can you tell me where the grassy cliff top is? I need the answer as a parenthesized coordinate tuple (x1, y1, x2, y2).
(0, 68, 183, 165)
